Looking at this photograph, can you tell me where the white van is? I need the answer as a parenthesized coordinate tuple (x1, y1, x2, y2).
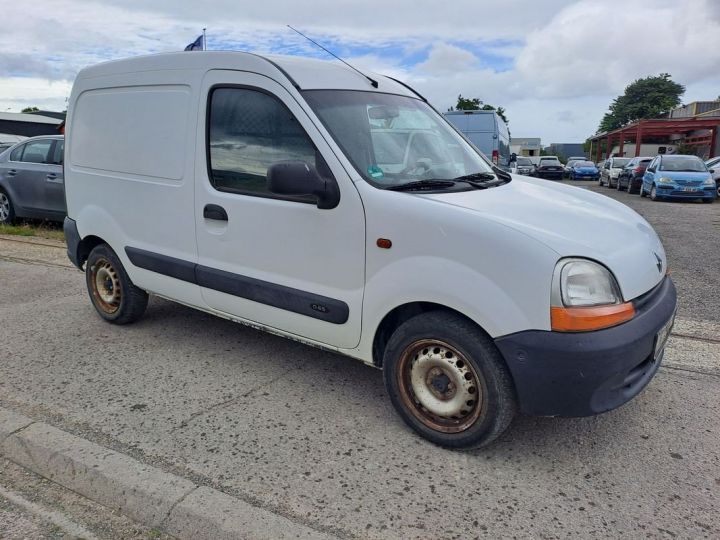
(64, 52, 676, 448)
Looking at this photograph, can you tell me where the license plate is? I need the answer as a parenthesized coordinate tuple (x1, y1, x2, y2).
(654, 311, 675, 360)
(682, 187, 697, 192)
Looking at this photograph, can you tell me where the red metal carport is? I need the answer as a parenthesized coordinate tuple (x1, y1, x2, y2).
(589, 117, 720, 161)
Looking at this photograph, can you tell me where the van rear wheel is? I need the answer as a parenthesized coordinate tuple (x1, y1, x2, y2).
(86, 244, 148, 324)
(383, 312, 516, 448)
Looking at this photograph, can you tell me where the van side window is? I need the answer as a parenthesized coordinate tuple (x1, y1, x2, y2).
(208, 88, 320, 199)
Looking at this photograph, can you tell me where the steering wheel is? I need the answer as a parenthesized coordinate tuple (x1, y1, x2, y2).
(399, 158, 435, 178)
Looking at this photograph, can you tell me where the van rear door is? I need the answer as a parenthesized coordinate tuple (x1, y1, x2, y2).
(194, 70, 366, 349)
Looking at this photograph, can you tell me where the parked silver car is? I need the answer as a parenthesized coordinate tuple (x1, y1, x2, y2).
(705, 156, 720, 198)
(600, 156, 630, 188)
(0, 135, 65, 223)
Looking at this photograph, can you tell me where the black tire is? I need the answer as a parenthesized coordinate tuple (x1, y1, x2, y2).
(640, 185, 647, 197)
(85, 244, 148, 324)
(650, 185, 659, 201)
(383, 311, 516, 448)
(616, 178, 623, 191)
(0, 190, 15, 224)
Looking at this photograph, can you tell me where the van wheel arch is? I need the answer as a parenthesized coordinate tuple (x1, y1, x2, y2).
(372, 302, 498, 368)
(76, 235, 107, 269)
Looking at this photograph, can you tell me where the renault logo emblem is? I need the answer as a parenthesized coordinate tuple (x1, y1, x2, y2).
(654, 252, 662, 273)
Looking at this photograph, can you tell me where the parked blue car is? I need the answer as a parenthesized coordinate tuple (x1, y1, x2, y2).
(641, 155, 716, 203)
(569, 160, 599, 181)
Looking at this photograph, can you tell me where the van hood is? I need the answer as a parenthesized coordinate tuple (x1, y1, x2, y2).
(421, 176, 666, 301)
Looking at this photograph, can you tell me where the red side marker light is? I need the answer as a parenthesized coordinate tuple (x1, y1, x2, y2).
(376, 238, 392, 249)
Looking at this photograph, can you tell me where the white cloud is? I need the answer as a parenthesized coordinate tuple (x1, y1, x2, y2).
(516, 0, 720, 99)
(0, 78, 73, 112)
(415, 43, 480, 75)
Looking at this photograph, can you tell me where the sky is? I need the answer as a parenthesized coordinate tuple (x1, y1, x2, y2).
(2, 0, 719, 144)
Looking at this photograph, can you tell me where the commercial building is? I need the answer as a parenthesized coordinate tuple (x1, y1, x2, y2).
(510, 137, 542, 158)
(587, 100, 720, 161)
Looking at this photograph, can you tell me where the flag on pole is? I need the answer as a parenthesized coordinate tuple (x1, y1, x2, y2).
(184, 35, 204, 51)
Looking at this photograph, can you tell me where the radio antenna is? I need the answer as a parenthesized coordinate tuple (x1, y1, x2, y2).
(287, 25, 378, 88)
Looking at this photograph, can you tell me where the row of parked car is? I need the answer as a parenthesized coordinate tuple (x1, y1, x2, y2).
(596, 154, 718, 203)
(511, 153, 719, 203)
(511, 155, 596, 181)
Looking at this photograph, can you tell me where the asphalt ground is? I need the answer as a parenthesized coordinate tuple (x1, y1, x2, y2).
(0, 181, 718, 539)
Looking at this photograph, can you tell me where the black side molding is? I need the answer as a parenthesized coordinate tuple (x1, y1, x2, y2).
(125, 247, 196, 284)
(124, 246, 349, 325)
(195, 266, 348, 324)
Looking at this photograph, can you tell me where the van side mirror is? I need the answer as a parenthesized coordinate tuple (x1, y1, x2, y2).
(267, 161, 340, 210)
(709, 169, 715, 174)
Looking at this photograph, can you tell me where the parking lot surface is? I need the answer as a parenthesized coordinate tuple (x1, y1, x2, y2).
(0, 181, 719, 539)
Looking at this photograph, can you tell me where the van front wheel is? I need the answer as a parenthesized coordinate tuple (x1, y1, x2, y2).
(86, 244, 148, 324)
(383, 312, 516, 448)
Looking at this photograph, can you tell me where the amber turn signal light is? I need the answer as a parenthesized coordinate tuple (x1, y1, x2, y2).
(376, 238, 392, 249)
(551, 302, 636, 332)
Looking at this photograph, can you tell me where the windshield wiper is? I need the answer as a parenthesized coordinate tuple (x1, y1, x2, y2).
(453, 172, 497, 181)
(453, 171, 508, 189)
(386, 179, 457, 191)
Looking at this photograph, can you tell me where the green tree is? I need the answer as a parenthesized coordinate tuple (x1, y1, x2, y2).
(597, 74, 684, 133)
(21, 106, 40, 113)
(449, 95, 510, 134)
(452, 95, 483, 110)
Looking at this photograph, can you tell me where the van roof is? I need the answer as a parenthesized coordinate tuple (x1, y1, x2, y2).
(444, 110, 498, 116)
(75, 51, 418, 98)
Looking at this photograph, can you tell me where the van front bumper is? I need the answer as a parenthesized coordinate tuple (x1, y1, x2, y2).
(494, 276, 677, 417)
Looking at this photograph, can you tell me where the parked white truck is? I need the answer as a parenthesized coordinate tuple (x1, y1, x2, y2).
(64, 52, 676, 447)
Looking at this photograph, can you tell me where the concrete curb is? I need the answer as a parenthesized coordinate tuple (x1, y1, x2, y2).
(0, 407, 335, 540)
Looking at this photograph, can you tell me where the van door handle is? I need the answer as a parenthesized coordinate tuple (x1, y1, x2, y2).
(203, 204, 228, 221)
(47, 173, 57, 180)
(7, 169, 16, 176)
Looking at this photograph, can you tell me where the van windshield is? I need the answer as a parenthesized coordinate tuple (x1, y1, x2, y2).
(302, 90, 495, 188)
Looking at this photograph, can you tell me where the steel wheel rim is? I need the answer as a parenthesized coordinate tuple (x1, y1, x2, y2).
(396, 340, 483, 434)
(0, 193, 8, 221)
(90, 257, 122, 314)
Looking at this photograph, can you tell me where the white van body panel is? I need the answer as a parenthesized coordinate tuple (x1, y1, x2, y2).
(67, 67, 205, 309)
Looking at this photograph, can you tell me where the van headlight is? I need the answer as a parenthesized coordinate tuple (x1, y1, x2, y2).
(658, 177, 673, 184)
(550, 258, 635, 332)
